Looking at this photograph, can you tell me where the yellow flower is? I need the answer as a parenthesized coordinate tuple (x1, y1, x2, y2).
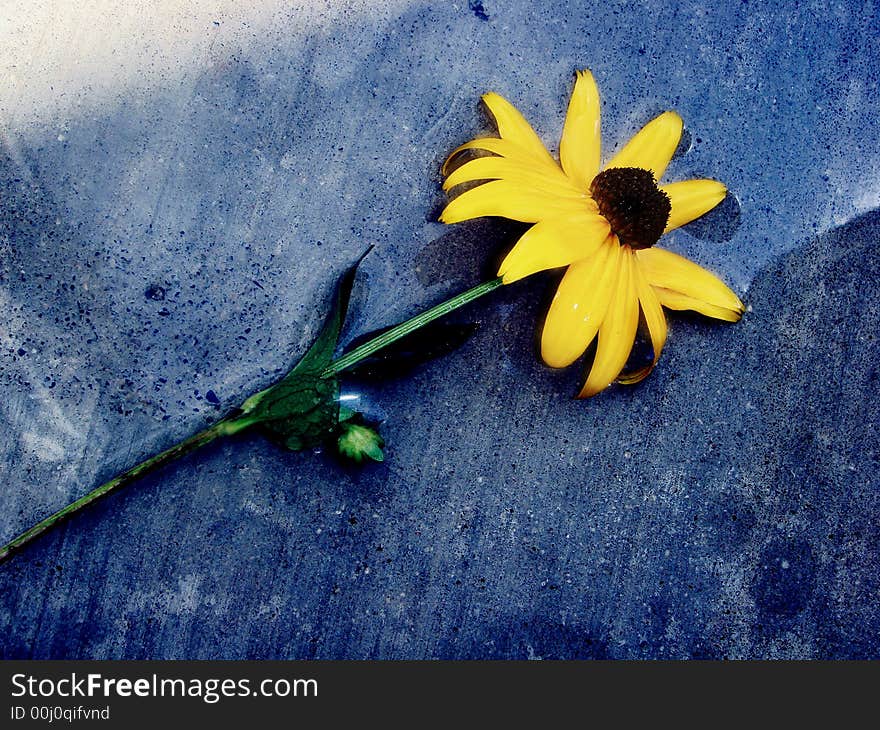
(440, 71, 744, 397)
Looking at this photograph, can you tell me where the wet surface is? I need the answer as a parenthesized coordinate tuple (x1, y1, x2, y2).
(1, 1, 878, 658)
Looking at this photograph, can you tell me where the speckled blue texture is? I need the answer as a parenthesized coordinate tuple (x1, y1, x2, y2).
(1, 0, 878, 659)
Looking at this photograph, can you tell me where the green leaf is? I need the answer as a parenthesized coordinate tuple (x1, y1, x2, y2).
(247, 248, 371, 450)
(258, 374, 340, 451)
(282, 246, 372, 380)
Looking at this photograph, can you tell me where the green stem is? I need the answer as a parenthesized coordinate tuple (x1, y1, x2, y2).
(240, 277, 504, 414)
(0, 277, 504, 565)
(324, 276, 504, 376)
(0, 415, 252, 565)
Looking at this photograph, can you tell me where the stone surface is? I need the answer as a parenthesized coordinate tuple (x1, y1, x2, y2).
(0, 0, 878, 659)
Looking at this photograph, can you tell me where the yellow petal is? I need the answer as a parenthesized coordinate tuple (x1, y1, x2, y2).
(442, 138, 510, 176)
(653, 286, 743, 322)
(617, 261, 668, 385)
(482, 92, 556, 167)
(605, 111, 683, 180)
(439, 179, 586, 224)
(579, 249, 640, 397)
(441, 137, 567, 179)
(636, 247, 744, 312)
(661, 179, 727, 233)
(498, 214, 610, 284)
(560, 70, 601, 191)
(443, 155, 583, 198)
(540, 240, 620, 368)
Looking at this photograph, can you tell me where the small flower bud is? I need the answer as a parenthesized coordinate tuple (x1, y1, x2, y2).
(337, 422, 385, 463)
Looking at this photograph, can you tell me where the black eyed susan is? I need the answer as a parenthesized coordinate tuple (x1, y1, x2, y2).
(0, 72, 748, 563)
(440, 70, 744, 397)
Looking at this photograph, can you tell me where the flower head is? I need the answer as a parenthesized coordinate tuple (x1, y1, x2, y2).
(440, 71, 744, 397)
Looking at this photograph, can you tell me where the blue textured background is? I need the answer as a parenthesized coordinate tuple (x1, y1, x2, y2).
(1, 0, 878, 658)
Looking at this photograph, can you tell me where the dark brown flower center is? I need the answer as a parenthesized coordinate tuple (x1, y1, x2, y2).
(589, 167, 671, 249)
